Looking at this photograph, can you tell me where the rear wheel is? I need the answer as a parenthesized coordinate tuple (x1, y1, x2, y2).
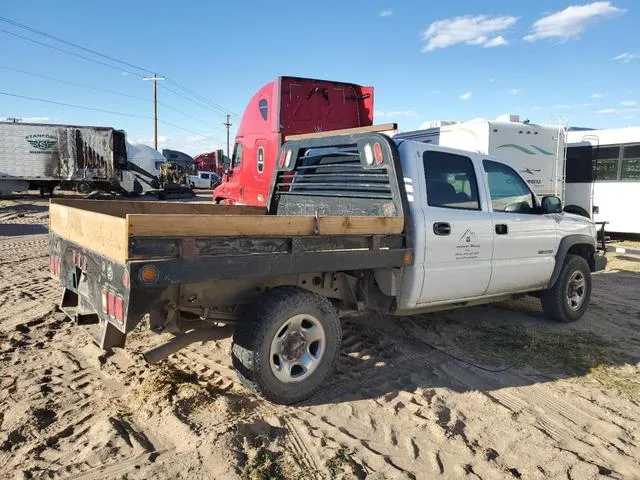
(540, 254, 591, 323)
(231, 287, 342, 404)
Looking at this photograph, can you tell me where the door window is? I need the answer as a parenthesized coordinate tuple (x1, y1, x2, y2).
(483, 160, 535, 213)
(423, 151, 480, 210)
(257, 147, 265, 173)
(200, 173, 210, 180)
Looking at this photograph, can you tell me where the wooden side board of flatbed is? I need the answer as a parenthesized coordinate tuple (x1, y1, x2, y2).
(49, 199, 405, 264)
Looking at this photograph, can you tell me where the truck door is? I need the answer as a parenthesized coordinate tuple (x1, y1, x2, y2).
(249, 138, 269, 205)
(417, 150, 494, 304)
(481, 159, 557, 294)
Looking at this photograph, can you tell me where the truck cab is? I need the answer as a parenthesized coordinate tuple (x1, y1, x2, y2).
(391, 139, 597, 311)
(213, 76, 374, 206)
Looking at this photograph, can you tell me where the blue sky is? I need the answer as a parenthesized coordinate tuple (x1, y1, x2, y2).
(1, 1, 639, 155)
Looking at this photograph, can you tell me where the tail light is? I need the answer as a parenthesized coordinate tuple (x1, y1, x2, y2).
(101, 288, 108, 314)
(50, 255, 60, 277)
(107, 290, 116, 319)
(373, 142, 384, 165)
(363, 144, 374, 166)
(114, 295, 124, 324)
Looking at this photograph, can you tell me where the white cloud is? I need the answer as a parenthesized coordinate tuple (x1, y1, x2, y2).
(375, 110, 419, 118)
(3, 116, 53, 123)
(596, 107, 639, 114)
(580, 102, 600, 107)
(556, 104, 571, 110)
(591, 92, 607, 98)
(120, 71, 129, 76)
(620, 100, 637, 106)
(379, 9, 393, 17)
(613, 52, 640, 63)
(483, 35, 508, 48)
(524, 2, 624, 42)
(460, 92, 472, 101)
(421, 15, 517, 52)
(508, 88, 521, 95)
(532, 106, 543, 111)
(624, 115, 635, 120)
(431, 90, 441, 95)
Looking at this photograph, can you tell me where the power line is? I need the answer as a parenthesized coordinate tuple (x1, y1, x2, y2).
(160, 84, 230, 117)
(0, 64, 216, 126)
(0, 28, 140, 76)
(0, 16, 235, 117)
(0, 90, 222, 140)
(0, 15, 154, 76)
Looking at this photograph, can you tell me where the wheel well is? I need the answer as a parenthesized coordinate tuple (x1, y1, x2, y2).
(563, 205, 590, 218)
(567, 243, 595, 271)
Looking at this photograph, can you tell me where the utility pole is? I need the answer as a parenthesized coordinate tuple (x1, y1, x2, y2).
(223, 114, 232, 157)
(143, 74, 165, 149)
(7, 117, 21, 123)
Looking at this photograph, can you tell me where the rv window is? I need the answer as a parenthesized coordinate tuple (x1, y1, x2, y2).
(621, 144, 640, 180)
(201, 173, 210, 180)
(154, 161, 164, 170)
(423, 151, 480, 210)
(258, 99, 268, 121)
(257, 147, 265, 173)
(593, 145, 620, 181)
(483, 160, 534, 213)
(232, 142, 243, 168)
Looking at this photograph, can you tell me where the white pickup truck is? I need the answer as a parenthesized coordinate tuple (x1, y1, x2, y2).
(49, 126, 602, 404)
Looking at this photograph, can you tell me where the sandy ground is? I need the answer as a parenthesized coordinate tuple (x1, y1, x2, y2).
(1, 197, 639, 480)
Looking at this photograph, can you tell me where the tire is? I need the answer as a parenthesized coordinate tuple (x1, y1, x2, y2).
(77, 181, 92, 194)
(231, 286, 342, 405)
(540, 254, 591, 323)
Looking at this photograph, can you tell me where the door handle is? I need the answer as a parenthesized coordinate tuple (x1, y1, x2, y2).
(433, 222, 451, 236)
(495, 224, 508, 235)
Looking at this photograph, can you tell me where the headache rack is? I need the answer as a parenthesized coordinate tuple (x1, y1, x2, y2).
(269, 128, 407, 221)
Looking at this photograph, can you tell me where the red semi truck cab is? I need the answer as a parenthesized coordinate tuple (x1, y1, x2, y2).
(213, 76, 374, 206)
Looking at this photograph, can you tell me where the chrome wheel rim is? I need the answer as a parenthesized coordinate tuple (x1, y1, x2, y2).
(269, 314, 326, 383)
(566, 271, 586, 311)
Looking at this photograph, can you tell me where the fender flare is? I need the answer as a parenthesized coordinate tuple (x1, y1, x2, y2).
(547, 234, 596, 288)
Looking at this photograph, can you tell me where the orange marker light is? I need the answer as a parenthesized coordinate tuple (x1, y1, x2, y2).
(140, 265, 159, 283)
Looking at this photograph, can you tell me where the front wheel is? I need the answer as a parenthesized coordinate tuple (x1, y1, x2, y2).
(540, 254, 592, 323)
(231, 287, 342, 404)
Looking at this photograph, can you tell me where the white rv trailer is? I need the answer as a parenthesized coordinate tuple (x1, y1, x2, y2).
(393, 115, 591, 215)
(567, 127, 640, 234)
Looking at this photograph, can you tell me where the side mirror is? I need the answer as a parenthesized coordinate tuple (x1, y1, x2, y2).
(541, 195, 562, 214)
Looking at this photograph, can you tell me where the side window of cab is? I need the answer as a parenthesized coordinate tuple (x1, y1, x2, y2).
(423, 151, 481, 210)
(483, 160, 535, 213)
(232, 142, 243, 168)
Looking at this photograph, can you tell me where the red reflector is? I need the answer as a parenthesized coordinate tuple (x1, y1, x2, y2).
(72, 251, 77, 266)
(115, 295, 124, 324)
(107, 290, 116, 318)
(278, 150, 286, 168)
(50, 256, 56, 274)
(101, 288, 108, 314)
(122, 270, 130, 288)
(373, 143, 384, 165)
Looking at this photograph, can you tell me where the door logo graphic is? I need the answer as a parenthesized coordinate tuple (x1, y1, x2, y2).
(25, 134, 57, 154)
(456, 228, 480, 260)
(521, 168, 542, 176)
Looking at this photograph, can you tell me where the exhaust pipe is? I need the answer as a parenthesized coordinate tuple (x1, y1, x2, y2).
(143, 326, 234, 365)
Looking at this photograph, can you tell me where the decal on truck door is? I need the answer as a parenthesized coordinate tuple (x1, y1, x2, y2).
(456, 228, 481, 260)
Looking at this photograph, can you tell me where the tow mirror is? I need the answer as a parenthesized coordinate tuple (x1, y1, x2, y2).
(541, 195, 562, 214)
